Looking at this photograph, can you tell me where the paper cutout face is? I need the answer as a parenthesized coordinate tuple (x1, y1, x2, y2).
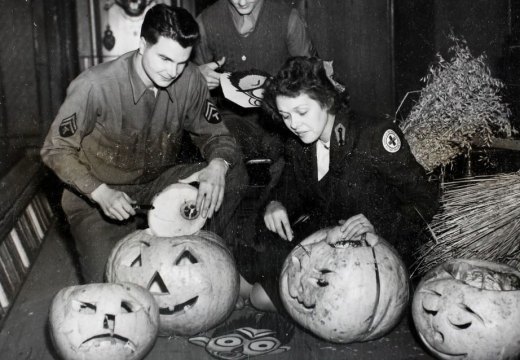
(412, 259, 520, 360)
(49, 282, 159, 360)
(106, 230, 239, 336)
(279, 228, 409, 343)
(189, 313, 294, 360)
(220, 70, 270, 108)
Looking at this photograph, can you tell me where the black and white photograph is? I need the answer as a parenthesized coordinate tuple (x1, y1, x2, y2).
(0, 0, 519, 359)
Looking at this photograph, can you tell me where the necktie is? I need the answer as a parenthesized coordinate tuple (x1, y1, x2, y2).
(239, 14, 255, 35)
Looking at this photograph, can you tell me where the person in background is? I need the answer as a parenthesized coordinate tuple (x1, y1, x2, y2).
(41, 4, 247, 283)
(192, 0, 316, 189)
(101, 0, 156, 62)
(238, 56, 439, 311)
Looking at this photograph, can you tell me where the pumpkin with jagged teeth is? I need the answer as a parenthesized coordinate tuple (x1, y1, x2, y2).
(106, 229, 239, 336)
(279, 227, 409, 343)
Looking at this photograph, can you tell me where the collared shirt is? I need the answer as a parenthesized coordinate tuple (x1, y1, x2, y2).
(41, 51, 239, 195)
(193, 1, 315, 66)
(316, 140, 330, 181)
(227, 0, 264, 36)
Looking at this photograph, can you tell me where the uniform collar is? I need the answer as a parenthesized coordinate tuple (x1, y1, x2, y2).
(128, 50, 175, 103)
(330, 109, 356, 164)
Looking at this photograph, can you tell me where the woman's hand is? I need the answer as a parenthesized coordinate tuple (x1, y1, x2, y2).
(90, 183, 136, 221)
(264, 201, 294, 241)
(326, 214, 375, 244)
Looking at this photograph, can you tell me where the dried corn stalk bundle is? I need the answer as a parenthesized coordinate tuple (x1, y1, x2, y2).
(400, 34, 512, 172)
(412, 172, 520, 276)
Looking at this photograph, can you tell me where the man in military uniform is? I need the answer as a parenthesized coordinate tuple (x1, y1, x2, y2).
(193, 0, 316, 188)
(41, 5, 247, 282)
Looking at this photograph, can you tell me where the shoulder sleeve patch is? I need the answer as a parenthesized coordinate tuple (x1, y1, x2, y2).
(59, 113, 78, 137)
(382, 129, 401, 153)
(204, 100, 221, 124)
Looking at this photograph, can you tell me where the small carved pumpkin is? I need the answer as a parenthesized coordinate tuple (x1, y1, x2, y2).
(412, 259, 520, 360)
(279, 228, 409, 343)
(49, 282, 159, 360)
(106, 229, 239, 336)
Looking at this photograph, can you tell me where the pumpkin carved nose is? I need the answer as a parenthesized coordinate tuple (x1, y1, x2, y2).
(148, 272, 169, 294)
(103, 314, 115, 333)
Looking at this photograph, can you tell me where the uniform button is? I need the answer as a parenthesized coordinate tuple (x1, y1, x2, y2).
(241, 55, 247, 61)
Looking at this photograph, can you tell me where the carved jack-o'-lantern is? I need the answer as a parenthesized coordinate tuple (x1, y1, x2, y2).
(279, 228, 409, 343)
(49, 282, 159, 360)
(412, 259, 520, 360)
(106, 229, 239, 336)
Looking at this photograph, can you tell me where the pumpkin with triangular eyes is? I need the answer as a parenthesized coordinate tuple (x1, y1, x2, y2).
(106, 229, 239, 336)
(412, 259, 520, 360)
(279, 228, 409, 343)
(49, 282, 159, 360)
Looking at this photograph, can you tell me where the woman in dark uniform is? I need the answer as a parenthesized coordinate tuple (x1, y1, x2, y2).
(238, 56, 439, 311)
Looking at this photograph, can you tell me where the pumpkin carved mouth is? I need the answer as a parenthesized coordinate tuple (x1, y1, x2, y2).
(159, 296, 199, 315)
(418, 332, 468, 359)
(80, 333, 136, 352)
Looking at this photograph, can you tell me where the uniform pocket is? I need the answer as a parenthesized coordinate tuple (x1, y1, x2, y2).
(84, 127, 142, 170)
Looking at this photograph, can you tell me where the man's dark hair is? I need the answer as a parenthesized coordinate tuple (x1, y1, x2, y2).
(262, 56, 349, 121)
(141, 4, 199, 48)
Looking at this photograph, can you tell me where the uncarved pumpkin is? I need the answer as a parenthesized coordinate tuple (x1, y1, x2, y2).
(279, 228, 409, 343)
(49, 282, 159, 360)
(412, 258, 520, 360)
(106, 229, 239, 336)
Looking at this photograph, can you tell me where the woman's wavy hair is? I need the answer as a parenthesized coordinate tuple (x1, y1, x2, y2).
(141, 4, 199, 48)
(262, 56, 349, 122)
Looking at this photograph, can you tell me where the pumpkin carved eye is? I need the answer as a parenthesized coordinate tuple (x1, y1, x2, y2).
(121, 300, 137, 313)
(130, 254, 142, 267)
(175, 250, 198, 266)
(316, 279, 329, 287)
(73, 300, 97, 314)
(449, 320, 472, 330)
(316, 269, 332, 287)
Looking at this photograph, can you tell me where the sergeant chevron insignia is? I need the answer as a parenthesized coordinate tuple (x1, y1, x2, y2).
(204, 100, 222, 123)
(59, 113, 77, 137)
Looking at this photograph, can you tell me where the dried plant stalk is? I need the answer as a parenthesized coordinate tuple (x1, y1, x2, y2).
(412, 172, 520, 276)
(399, 34, 512, 172)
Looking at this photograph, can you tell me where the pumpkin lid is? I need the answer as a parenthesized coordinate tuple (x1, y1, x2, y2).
(148, 183, 206, 237)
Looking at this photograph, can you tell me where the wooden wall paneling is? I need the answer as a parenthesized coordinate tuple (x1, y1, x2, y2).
(0, 0, 40, 139)
(306, 0, 395, 119)
(30, 0, 53, 142)
(433, 0, 509, 77)
(43, 0, 79, 121)
(394, 0, 436, 120)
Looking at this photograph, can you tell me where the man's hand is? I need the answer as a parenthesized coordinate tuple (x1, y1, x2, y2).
(199, 57, 226, 90)
(264, 201, 293, 241)
(90, 183, 136, 221)
(178, 158, 228, 219)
